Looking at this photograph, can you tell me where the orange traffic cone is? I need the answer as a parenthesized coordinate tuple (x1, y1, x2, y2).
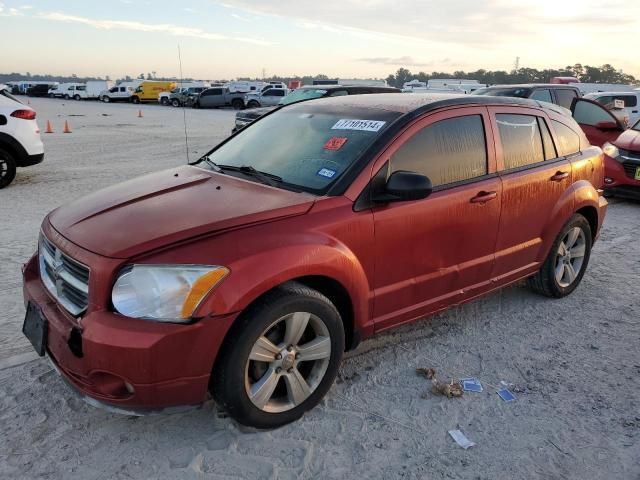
(45, 120, 54, 133)
(63, 120, 72, 133)
(137, 109, 143, 118)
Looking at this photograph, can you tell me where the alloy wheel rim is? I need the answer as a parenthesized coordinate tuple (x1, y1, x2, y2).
(555, 227, 586, 288)
(245, 312, 331, 413)
(0, 158, 7, 178)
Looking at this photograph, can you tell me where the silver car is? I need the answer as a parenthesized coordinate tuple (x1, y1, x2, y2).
(244, 88, 288, 109)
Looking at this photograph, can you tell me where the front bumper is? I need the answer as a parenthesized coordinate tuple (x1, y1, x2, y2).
(603, 155, 640, 193)
(22, 253, 238, 411)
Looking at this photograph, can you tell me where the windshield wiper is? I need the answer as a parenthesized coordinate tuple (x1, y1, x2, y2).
(194, 156, 282, 187)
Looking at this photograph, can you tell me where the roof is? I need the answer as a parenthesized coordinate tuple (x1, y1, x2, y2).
(482, 84, 579, 89)
(299, 92, 560, 114)
(297, 84, 397, 92)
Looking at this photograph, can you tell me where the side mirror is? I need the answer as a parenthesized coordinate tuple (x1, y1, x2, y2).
(594, 120, 621, 131)
(374, 170, 433, 202)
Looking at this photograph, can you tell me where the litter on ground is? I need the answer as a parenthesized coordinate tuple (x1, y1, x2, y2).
(448, 429, 476, 449)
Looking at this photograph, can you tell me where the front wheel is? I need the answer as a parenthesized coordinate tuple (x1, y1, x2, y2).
(528, 214, 592, 298)
(74, 94, 81, 101)
(171, 99, 181, 107)
(102, 96, 110, 103)
(247, 100, 260, 109)
(160, 97, 169, 106)
(63, 94, 70, 100)
(0, 148, 17, 189)
(232, 98, 244, 110)
(212, 282, 344, 429)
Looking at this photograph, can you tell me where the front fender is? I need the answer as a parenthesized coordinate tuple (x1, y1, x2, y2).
(194, 236, 372, 335)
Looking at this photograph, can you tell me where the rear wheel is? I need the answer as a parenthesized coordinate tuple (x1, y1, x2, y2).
(63, 94, 70, 100)
(232, 98, 244, 110)
(73, 94, 81, 101)
(171, 98, 181, 107)
(528, 214, 592, 298)
(102, 96, 110, 103)
(0, 148, 17, 189)
(212, 282, 344, 429)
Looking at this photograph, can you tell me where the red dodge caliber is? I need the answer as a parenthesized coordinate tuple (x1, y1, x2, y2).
(22, 94, 607, 428)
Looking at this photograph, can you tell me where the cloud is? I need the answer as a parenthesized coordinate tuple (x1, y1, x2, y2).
(37, 11, 271, 45)
(215, 0, 640, 47)
(358, 56, 433, 68)
(0, 2, 24, 16)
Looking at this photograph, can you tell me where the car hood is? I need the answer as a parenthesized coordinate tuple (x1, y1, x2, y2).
(49, 166, 315, 259)
(614, 129, 640, 152)
(237, 106, 276, 120)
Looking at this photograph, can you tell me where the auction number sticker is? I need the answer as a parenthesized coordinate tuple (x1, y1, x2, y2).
(332, 119, 386, 132)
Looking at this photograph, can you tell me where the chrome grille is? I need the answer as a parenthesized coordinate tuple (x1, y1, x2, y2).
(39, 234, 90, 316)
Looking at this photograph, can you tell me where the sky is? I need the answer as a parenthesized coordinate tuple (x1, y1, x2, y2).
(1, 0, 639, 80)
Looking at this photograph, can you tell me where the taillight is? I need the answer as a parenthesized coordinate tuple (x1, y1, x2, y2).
(11, 109, 36, 120)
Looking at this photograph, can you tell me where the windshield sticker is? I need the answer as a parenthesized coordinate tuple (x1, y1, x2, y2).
(324, 137, 348, 151)
(332, 119, 386, 132)
(317, 168, 337, 178)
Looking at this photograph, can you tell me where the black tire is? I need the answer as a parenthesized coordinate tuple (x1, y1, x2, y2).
(102, 96, 110, 103)
(171, 99, 181, 107)
(131, 96, 140, 104)
(212, 282, 345, 429)
(0, 148, 17, 189)
(73, 94, 81, 101)
(527, 214, 592, 298)
(48, 93, 54, 98)
(247, 100, 260, 109)
(232, 99, 244, 110)
(160, 97, 169, 106)
(63, 94, 70, 100)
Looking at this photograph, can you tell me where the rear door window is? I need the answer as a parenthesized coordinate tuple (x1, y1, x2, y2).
(554, 89, 578, 109)
(595, 94, 637, 108)
(530, 89, 553, 103)
(551, 121, 581, 156)
(390, 115, 488, 187)
(496, 114, 545, 170)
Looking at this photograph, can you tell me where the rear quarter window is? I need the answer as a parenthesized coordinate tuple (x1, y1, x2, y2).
(551, 120, 581, 156)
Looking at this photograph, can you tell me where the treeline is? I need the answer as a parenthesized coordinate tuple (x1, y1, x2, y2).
(385, 63, 638, 89)
(2, 63, 637, 88)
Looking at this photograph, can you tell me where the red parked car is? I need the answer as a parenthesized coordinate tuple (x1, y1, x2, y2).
(23, 94, 608, 428)
(601, 119, 640, 199)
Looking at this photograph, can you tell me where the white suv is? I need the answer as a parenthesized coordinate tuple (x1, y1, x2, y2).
(0, 86, 44, 188)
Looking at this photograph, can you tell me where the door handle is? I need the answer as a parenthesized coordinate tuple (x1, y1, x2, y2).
(550, 171, 569, 182)
(470, 191, 498, 203)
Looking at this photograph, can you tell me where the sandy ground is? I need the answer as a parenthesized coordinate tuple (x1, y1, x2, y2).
(1, 97, 639, 480)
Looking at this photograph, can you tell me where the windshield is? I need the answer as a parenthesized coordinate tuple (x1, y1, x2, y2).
(472, 87, 532, 98)
(279, 89, 327, 106)
(200, 105, 399, 194)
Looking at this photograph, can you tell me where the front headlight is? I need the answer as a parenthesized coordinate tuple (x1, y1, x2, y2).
(602, 142, 620, 160)
(112, 265, 229, 322)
